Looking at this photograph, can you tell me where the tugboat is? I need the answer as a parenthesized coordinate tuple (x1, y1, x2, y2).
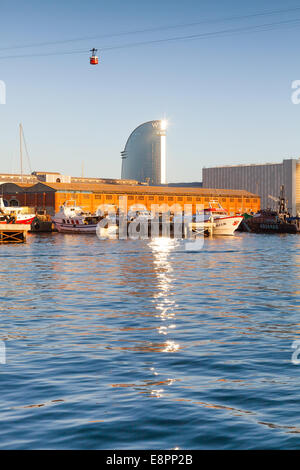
(242, 186, 298, 234)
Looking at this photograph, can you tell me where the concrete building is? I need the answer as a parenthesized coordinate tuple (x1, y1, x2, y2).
(31, 172, 71, 184)
(0, 173, 38, 184)
(0, 181, 260, 216)
(203, 158, 300, 216)
(0, 171, 139, 186)
(121, 120, 167, 185)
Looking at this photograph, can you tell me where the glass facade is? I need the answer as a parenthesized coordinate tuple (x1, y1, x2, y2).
(121, 120, 166, 185)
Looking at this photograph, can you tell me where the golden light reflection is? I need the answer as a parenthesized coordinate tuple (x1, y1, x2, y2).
(146, 238, 180, 395)
(150, 366, 158, 376)
(162, 340, 180, 353)
(151, 388, 164, 398)
(149, 237, 178, 254)
(149, 238, 179, 348)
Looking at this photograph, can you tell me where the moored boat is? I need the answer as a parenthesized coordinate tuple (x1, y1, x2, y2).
(52, 201, 103, 233)
(0, 198, 36, 225)
(194, 201, 243, 235)
(243, 210, 297, 234)
(240, 186, 298, 234)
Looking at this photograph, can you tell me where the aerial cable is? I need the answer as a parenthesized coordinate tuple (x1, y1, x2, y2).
(100, 17, 300, 51)
(1, 16, 300, 60)
(1, 4, 300, 52)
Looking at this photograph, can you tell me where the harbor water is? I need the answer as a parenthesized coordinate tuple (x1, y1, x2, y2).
(0, 232, 300, 449)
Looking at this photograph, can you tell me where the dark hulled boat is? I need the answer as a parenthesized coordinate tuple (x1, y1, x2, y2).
(244, 210, 297, 234)
(241, 185, 298, 234)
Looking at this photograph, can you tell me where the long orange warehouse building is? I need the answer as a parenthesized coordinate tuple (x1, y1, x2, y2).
(0, 181, 260, 215)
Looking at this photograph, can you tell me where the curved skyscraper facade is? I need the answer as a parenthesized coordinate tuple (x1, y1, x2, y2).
(121, 120, 166, 185)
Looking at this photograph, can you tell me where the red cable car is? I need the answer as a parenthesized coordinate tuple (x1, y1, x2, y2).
(90, 48, 98, 65)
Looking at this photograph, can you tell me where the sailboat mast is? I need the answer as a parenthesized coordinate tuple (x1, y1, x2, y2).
(19, 123, 23, 183)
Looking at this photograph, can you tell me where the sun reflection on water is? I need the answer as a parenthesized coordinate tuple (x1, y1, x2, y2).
(147, 238, 181, 394)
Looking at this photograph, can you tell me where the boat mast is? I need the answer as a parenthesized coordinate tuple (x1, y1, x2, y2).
(19, 123, 23, 183)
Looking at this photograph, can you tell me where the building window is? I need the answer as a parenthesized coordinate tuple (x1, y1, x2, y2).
(10, 199, 19, 206)
(148, 196, 154, 201)
(106, 195, 113, 200)
(187, 197, 192, 202)
(159, 196, 164, 201)
(222, 198, 226, 202)
(2, 199, 8, 207)
(94, 194, 102, 199)
(177, 197, 183, 201)
(128, 196, 134, 200)
(168, 197, 174, 201)
(138, 196, 144, 200)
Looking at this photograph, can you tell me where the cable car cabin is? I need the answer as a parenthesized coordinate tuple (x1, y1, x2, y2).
(90, 55, 98, 65)
(90, 48, 98, 65)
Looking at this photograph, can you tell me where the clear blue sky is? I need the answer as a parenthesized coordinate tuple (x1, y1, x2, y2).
(1, 0, 300, 182)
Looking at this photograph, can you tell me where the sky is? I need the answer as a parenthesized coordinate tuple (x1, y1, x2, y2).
(1, 0, 300, 182)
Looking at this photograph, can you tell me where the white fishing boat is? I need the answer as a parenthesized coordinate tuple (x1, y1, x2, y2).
(194, 200, 243, 235)
(52, 201, 102, 233)
(0, 198, 36, 225)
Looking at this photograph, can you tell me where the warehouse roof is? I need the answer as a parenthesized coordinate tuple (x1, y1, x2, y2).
(10, 181, 259, 198)
(0, 182, 34, 192)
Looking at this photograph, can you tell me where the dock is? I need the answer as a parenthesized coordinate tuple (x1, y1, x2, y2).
(189, 221, 216, 237)
(0, 224, 31, 243)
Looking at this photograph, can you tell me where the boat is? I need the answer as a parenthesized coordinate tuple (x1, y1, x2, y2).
(127, 209, 154, 221)
(243, 209, 297, 234)
(0, 198, 36, 225)
(286, 216, 300, 232)
(241, 186, 298, 234)
(194, 200, 243, 235)
(52, 201, 104, 233)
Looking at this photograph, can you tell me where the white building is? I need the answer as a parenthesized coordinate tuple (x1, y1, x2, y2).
(203, 158, 300, 216)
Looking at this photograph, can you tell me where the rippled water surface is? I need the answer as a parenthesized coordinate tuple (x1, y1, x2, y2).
(1, 232, 300, 449)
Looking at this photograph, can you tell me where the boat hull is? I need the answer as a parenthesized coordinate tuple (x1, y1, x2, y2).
(213, 216, 243, 235)
(54, 222, 98, 233)
(200, 216, 243, 235)
(0, 215, 36, 225)
(246, 220, 297, 234)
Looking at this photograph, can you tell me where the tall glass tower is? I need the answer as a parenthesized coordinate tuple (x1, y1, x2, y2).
(121, 120, 167, 185)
